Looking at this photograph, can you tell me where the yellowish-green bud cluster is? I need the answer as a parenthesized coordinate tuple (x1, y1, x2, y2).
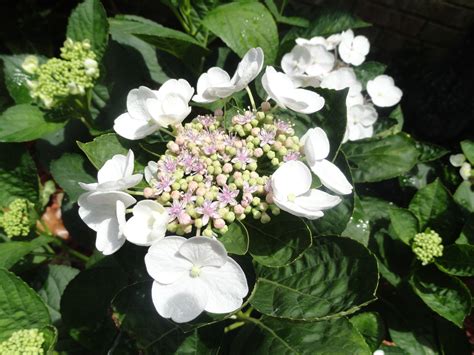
(412, 229, 444, 265)
(23, 39, 99, 108)
(0, 328, 45, 354)
(0, 199, 33, 238)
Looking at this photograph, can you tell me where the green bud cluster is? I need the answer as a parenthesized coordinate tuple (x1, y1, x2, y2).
(23, 39, 99, 108)
(0, 199, 33, 238)
(412, 229, 444, 265)
(0, 328, 45, 354)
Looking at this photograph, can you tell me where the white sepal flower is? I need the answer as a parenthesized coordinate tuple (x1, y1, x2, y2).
(302, 128, 353, 195)
(114, 80, 194, 140)
(79, 150, 143, 192)
(193, 47, 264, 103)
(144, 161, 159, 184)
(460, 162, 472, 181)
(367, 75, 402, 107)
(124, 200, 169, 246)
(262, 66, 325, 114)
(145, 236, 248, 323)
(271, 160, 341, 219)
(320, 67, 359, 91)
(345, 104, 378, 142)
(449, 154, 466, 167)
(78, 191, 136, 255)
(338, 29, 370, 66)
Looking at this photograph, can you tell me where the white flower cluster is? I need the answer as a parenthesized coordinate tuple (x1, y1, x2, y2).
(450, 153, 472, 181)
(281, 29, 403, 141)
(77, 45, 359, 324)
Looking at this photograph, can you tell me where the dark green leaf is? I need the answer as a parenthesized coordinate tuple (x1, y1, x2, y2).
(453, 181, 474, 213)
(435, 244, 474, 277)
(410, 267, 471, 327)
(1, 54, 42, 104)
(343, 133, 420, 183)
(0, 143, 39, 207)
(436, 316, 471, 355)
(456, 215, 474, 245)
(408, 179, 462, 242)
(0, 104, 65, 142)
(218, 220, 249, 255)
(349, 312, 385, 352)
(203, 2, 279, 64)
(354, 61, 386, 88)
(50, 153, 95, 202)
(460, 140, 474, 164)
(415, 141, 449, 163)
(246, 211, 312, 267)
(388, 208, 419, 245)
(66, 0, 109, 60)
(342, 195, 371, 246)
(77, 133, 130, 169)
(250, 236, 378, 320)
(41, 325, 58, 352)
(0, 268, 51, 341)
(264, 0, 309, 27)
(0, 236, 52, 269)
(374, 105, 404, 138)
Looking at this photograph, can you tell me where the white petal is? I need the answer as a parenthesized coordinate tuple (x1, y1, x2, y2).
(78, 182, 98, 191)
(201, 258, 248, 314)
(460, 162, 472, 180)
(367, 75, 403, 107)
(145, 236, 191, 284)
(302, 127, 330, 163)
(124, 216, 153, 246)
(281, 45, 311, 76)
(353, 36, 370, 56)
(286, 88, 325, 114)
(144, 161, 158, 183)
(97, 153, 129, 183)
(320, 68, 358, 91)
(127, 86, 156, 121)
(295, 189, 342, 211)
(113, 112, 160, 140)
(125, 200, 168, 246)
(151, 278, 208, 323)
(96, 218, 126, 255)
(309, 159, 353, 195)
(232, 47, 264, 90)
(178, 237, 227, 267)
(450, 154, 466, 167)
(271, 160, 312, 199)
(272, 196, 324, 220)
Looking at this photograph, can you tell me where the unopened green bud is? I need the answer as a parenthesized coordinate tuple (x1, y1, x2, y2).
(412, 229, 443, 265)
(195, 218, 203, 229)
(261, 213, 271, 224)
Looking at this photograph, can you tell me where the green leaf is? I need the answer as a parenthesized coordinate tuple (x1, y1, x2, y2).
(0, 236, 52, 269)
(66, 0, 109, 60)
(342, 195, 371, 246)
(218, 220, 249, 255)
(408, 179, 462, 242)
(0, 104, 66, 142)
(456, 215, 474, 245)
(460, 140, 474, 164)
(374, 105, 404, 138)
(35, 265, 80, 324)
(41, 325, 58, 352)
(0, 143, 39, 207)
(77, 133, 131, 170)
(436, 316, 471, 355)
(354, 61, 386, 88)
(264, 0, 309, 27)
(0, 268, 51, 342)
(246, 211, 312, 268)
(435, 244, 474, 277)
(388, 208, 419, 245)
(203, 2, 279, 64)
(415, 141, 449, 163)
(349, 312, 385, 352)
(410, 267, 471, 327)
(233, 317, 371, 354)
(343, 133, 420, 183)
(453, 181, 474, 213)
(249, 236, 378, 321)
(50, 153, 95, 202)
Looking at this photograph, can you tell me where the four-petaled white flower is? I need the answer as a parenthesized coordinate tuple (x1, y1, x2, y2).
(367, 75, 402, 107)
(262, 66, 325, 114)
(193, 47, 264, 103)
(338, 29, 370, 66)
(79, 150, 143, 192)
(344, 104, 378, 142)
(78, 191, 136, 255)
(320, 67, 359, 91)
(114, 79, 194, 140)
(271, 160, 341, 219)
(124, 200, 170, 246)
(145, 236, 248, 323)
(450, 154, 472, 181)
(302, 128, 353, 195)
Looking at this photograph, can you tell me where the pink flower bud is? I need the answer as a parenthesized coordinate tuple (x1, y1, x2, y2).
(265, 193, 274, 204)
(179, 213, 192, 225)
(241, 199, 249, 208)
(176, 136, 185, 145)
(188, 181, 198, 192)
(233, 171, 242, 179)
(251, 127, 260, 136)
(216, 174, 227, 186)
(254, 148, 263, 157)
(143, 187, 155, 198)
(250, 171, 258, 179)
(234, 141, 243, 148)
(213, 218, 226, 229)
(273, 141, 282, 150)
(169, 142, 180, 153)
(171, 190, 181, 200)
(234, 204, 245, 215)
(196, 187, 207, 196)
(223, 163, 233, 173)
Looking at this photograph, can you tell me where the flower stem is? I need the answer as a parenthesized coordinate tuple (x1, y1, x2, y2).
(159, 127, 176, 138)
(224, 321, 245, 333)
(196, 227, 201, 237)
(245, 86, 257, 111)
(126, 190, 144, 196)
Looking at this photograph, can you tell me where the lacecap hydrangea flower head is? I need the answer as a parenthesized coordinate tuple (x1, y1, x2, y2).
(77, 47, 353, 323)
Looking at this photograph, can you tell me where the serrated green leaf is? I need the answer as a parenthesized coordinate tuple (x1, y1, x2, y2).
(460, 140, 474, 164)
(246, 211, 312, 268)
(66, 0, 109, 60)
(264, 0, 309, 27)
(203, 2, 278, 64)
(456, 215, 474, 245)
(0, 104, 65, 142)
(0, 143, 39, 208)
(374, 105, 404, 138)
(50, 153, 94, 202)
(342, 195, 371, 246)
(453, 180, 474, 213)
(249, 236, 378, 321)
(354, 61, 386, 88)
(0, 268, 51, 342)
(415, 141, 449, 163)
(349, 312, 385, 352)
(410, 267, 471, 327)
(0, 236, 52, 269)
(408, 179, 462, 242)
(388, 208, 419, 245)
(77, 133, 132, 170)
(218, 220, 249, 255)
(343, 133, 420, 183)
(435, 244, 474, 277)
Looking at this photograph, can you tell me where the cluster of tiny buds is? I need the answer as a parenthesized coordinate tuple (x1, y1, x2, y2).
(21, 38, 99, 108)
(143, 105, 301, 236)
(412, 229, 444, 266)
